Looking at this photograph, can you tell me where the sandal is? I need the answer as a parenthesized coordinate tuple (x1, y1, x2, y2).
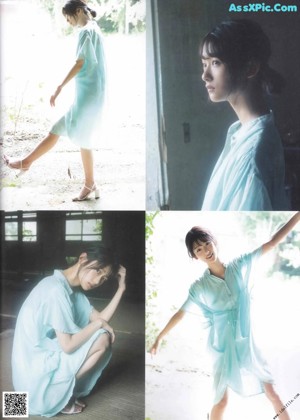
(61, 402, 83, 415)
(3, 155, 30, 178)
(72, 183, 100, 201)
(75, 399, 86, 408)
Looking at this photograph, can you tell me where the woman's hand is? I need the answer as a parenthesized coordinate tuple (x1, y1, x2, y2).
(50, 85, 62, 107)
(149, 337, 161, 356)
(97, 318, 115, 343)
(117, 265, 126, 293)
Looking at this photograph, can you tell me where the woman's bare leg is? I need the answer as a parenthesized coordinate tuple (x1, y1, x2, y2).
(80, 148, 95, 187)
(72, 148, 99, 200)
(264, 383, 290, 419)
(76, 333, 111, 380)
(210, 390, 228, 420)
(5, 132, 60, 169)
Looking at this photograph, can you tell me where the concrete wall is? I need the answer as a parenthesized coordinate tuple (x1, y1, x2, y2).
(150, 0, 300, 209)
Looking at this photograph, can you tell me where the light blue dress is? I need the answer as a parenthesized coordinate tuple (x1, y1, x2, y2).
(12, 270, 111, 417)
(50, 20, 106, 150)
(181, 248, 273, 404)
(201, 113, 289, 210)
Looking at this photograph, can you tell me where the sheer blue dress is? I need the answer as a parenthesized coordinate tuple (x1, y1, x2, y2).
(50, 21, 106, 150)
(181, 248, 273, 404)
(12, 270, 111, 417)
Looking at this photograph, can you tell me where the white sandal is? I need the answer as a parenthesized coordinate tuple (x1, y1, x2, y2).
(61, 402, 82, 415)
(74, 398, 86, 408)
(3, 155, 30, 178)
(72, 183, 100, 201)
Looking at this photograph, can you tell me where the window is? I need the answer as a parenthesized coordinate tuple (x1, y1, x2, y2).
(4, 213, 37, 242)
(65, 212, 103, 241)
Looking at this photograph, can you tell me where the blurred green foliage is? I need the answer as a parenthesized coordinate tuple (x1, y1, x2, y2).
(36, 0, 145, 34)
(238, 212, 300, 277)
(146, 212, 161, 350)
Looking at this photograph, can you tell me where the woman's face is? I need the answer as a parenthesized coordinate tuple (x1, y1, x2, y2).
(79, 261, 112, 291)
(64, 8, 86, 27)
(192, 240, 218, 264)
(201, 44, 232, 102)
(64, 13, 77, 26)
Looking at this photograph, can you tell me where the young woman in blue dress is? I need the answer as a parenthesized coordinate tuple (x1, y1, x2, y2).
(150, 212, 300, 420)
(200, 19, 288, 210)
(4, 0, 106, 201)
(12, 248, 126, 416)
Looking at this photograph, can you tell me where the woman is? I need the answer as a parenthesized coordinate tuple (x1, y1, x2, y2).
(150, 212, 300, 419)
(4, 0, 106, 201)
(200, 19, 289, 210)
(12, 248, 126, 416)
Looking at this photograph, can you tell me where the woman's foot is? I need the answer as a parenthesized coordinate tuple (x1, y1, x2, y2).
(72, 183, 100, 201)
(3, 155, 30, 177)
(61, 401, 83, 415)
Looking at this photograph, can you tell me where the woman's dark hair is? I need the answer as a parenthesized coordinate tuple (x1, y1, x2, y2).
(200, 19, 284, 94)
(185, 227, 218, 259)
(62, 0, 97, 19)
(80, 246, 119, 278)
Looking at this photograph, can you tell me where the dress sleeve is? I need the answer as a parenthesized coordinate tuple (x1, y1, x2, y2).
(43, 289, 80, 335)
(73, 292, 94, 328)
(76, 30, 98, 65)
(232, 247, 262, 289)
(180, 281, 212, 328)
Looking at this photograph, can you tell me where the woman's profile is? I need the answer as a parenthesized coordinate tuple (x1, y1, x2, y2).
(12, 247, 126, 416)
(4, 0, 106, 201)
(150, 212, 300, 419)
(200, 19, 288, 210)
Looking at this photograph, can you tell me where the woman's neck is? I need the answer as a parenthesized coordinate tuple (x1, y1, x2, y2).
(62, 265, 80, 288)
(207, 260, 226, 279)
(78, 15, 90, 28)
(228, 88, 269, 125)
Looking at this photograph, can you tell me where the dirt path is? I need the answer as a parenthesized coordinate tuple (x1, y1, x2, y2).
(1, 28, 145, 210)
(1, 123, 144, 210)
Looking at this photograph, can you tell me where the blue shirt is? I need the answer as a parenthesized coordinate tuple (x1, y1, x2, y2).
(201, 113, 289, 210)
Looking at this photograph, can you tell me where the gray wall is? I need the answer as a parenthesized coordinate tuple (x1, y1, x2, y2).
(151, 0, 300, 209)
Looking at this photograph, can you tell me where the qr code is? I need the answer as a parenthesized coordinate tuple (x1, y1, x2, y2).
(2, 392, 29, 418)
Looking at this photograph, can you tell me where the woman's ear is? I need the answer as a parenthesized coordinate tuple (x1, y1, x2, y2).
(246, 60, 260, 79)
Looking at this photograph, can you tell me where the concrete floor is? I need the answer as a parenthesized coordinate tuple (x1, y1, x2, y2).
(0, 293, 145, 420)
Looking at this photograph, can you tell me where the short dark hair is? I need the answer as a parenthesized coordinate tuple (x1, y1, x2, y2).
(62, 0, 97, 18)
(200, 19, 284, 94)
(185, 227, 217, 259)
(81, 246, 119, 278)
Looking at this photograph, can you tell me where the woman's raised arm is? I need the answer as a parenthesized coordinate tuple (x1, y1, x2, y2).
(261, 212, 300, 255)
(90, 266, 126, 323)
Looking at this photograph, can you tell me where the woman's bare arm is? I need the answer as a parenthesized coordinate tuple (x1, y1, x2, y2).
(149, 310, 186, 355)
(261, 212, 300, 255)
(55, 318, 114, 354)
(50, 59, 84, 107)
(90, 266, 126, 323)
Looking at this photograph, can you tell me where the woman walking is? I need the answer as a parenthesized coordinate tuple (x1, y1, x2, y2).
(12, 248, 126, 416)
(4, 1, 106, 201)
(200, 19, 288, 210)
(150, 212, 300, 419)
